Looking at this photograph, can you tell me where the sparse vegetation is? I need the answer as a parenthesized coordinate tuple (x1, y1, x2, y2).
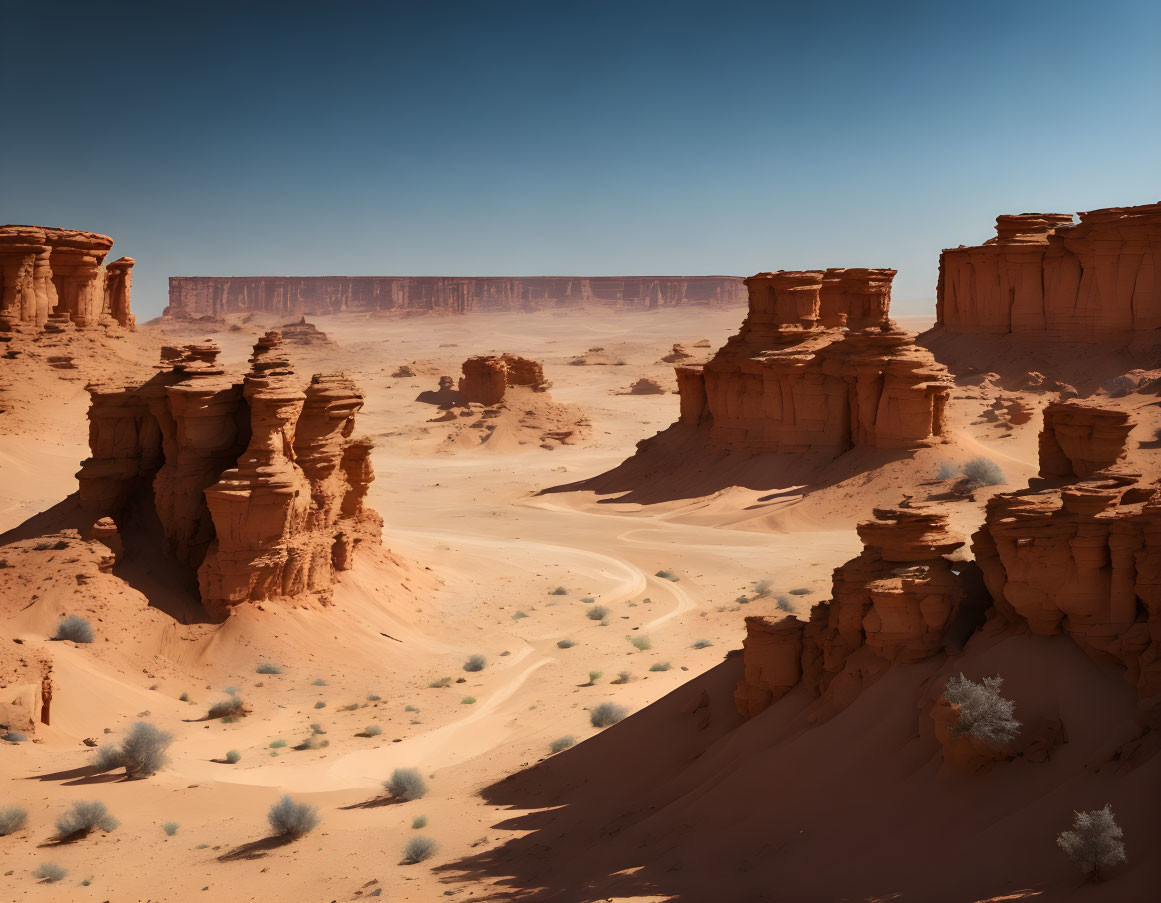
(461, 696, 476, 704)
(776, 595, 794, 612)
(404, 704, 419, 712)
(612, 670, 631, 684)
(655, 569, 679, 581)
(752, 579, 774, 597)
(649, 661, 672, 672)
(464, 654, 487, 672)
(95, 721, 173, 778)
(549, 586, 568, 595)
(590, 701, 628, 727)
(366, 693, 382, 702)
(55, 800, 119, 838)
(162, 821, 179, 836)
(629, 635, 652, 651)
(402, 835, 438, 863)
(412, 814, 428, 829)
(943, 673, 1021, 744)
(179, 692, 191, 702)
(364, 724, 382, 736)
(34, 862, 67, 882)
(962, 455, 1007, 487)
(208, 696, 246, 720)
(428, 676, 452, 688)
(1057, 804, 1126, 881)
(692, 639, 712, 649)
(3, 730, 28, 743)
(557, 639, 577, 649)
(225, 749, 241, 764)
(54, 614, 95, 643)
(269, 739, 287, 749)
(550, 735, 575, 753)
(935, 460, 961, 480)
(586, 605, 610, 621)
(586, 670, 602, 685)
(0, 805, 29, 835)
(311, 678, 327, 686)
(385, 767, 428, 801)
(256, 663, 282, 674)
(267, 795, 319, 839)
(313, 701, 327, 709)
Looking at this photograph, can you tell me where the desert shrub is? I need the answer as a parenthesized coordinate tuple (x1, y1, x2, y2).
(208, 696, 245, 719)
(179, 692, 191, 702)
(549, 586, 567, 595)
(3, 730, 28, 742)
(556, 639, 577, 649)
(162, 821, 179, 836)
(0, 805, 28, 835)
(752, 579, 774, 597)
(93, 744, 126, 772)
(34, 862, 67, 882)
(412, 815, 428, 829)
(54, 614, 94, 643)
(612, 670, 631, 684)
(655, 569, 679, 581)
(550, 735, 575, 753)
(402, 835, 438, 863)
(404, 704, 419, 712)
(225, 749, 241, 764)
(269, 739, 287, 749)
(311, 678, 327, 686)
(943, 673, 1021, 744)
(256, 663, 282, 674)
(649, 661, 672, 672)
(736, 595, 750, 604)
(117, 721, 174, 778)
(935, 460, 961, 480)
(366, 693, 382, 701)
(428, 676, 452, 688)
(313, 701, 326, 709)
(590, 701, 628, 728)
(775, 596, 794, 612)
(267, 795, 319, 839)
(463, 654, 486, 672)
(361, 724, 381, 737)
(587, 671, 602, 684)
(55, 800, 119, 838)
(1057, 804, 1126, 881)
(788, 587, 811, 595)
(1153, 426, 1161, 441)
(511, 610, 528, 620)
(461, 696, 476, 704)
(629, 635, 652, 651)
(962, 455, 1006, 487)
(586, 605, 610, 621)
(385, 767, 428, 801)
(692, 639, 712, 649)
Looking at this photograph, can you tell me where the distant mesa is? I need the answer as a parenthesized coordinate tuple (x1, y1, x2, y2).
(0, 224, 135, 339)
(935, 202, 1161, 345)
(76, 330, 382, 620)
(163, 275, 747, 318)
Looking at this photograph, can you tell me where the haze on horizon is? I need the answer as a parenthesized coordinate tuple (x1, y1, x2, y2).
(2, 0, 1158, 320)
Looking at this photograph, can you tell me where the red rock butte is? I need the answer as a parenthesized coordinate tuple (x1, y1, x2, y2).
(936, 202, 1161, 343)
(163, 275, 746, 317)
(674, 267, 951, 456)
(0, 224, 135, 333)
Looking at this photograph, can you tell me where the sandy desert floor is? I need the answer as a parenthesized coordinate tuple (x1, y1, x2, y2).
(1, 305, 1157, 901)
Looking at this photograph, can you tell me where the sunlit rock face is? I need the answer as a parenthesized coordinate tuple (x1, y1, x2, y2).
(458, 353, 547, 405)
(936, 203, 1161, 344)
(76, 332, 381, 619)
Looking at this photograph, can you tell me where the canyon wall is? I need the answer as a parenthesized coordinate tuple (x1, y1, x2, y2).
(164, 275, 746, 318)
(76, 332, 381, 619)
(0, 225, 135, 333)
(936, 202, 1161, 343)
(674, 267, 950, 456)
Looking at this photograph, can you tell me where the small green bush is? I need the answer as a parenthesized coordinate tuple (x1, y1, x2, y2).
(590, 701, 628, 728)
(649, 661, 672, 672)
(463, 654, 487, 672)
(311, 678, 327, 686)
(586, 605, 610, 621)
(586, 670, 602, 684)
(404, 704, 419, 712)
(225, 749, 241, 764)
(549, 586, 568, 595)
(256, 663, 282, 674)
(412, 815, 428, 829)
(385, 767, 428, 801)
(428, 677, 452, 688)
(55, 800, 118, 838)
(269, 739, 287, 749)
(162, 821, 179, 836)
(313, 701, 326, 709)
(461, 696, 476, 704)
(655, 569, 679, 581)
(54, 614, 94, 643)
(364, 724, 382, 736)
(511, 610, 528, 620)
(402, 834, 438, 864)
(34, 862, 67, 882)
(629, 635, 652, 651)
(612, 670, 631, 684)
(550, 735, 575, 753)
(0, 805, 28, 835)
(267, 795, 319, 839)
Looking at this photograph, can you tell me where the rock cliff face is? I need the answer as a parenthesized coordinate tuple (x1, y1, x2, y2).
(75, 332, 381, 619)
(1038, 402, 1136, 479)
(676, 268, 950, 456)
(0, 225, 135, 333)
(936, 202, 1161, 343)
(459, 354, 547, 405)
(164, 275, 747, 318)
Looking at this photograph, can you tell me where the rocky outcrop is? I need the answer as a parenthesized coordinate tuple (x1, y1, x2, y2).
(680, 269, 950, 456)
(819, 268, 895, 329)
(0, 225, 135, 333)
(164, 275, 747, 317)
(735, 507, 972, 717)
(75, 332, 381, 619)
(280, 317, 332, 344)
(1039, 402, 1136, 479)
(459, 354, 546, 405)
(936, 203, 1161, 343)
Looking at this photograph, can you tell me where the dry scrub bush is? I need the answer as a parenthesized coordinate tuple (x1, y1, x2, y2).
(208, 696, 246, 719)
(944, 673, 1021, 745)
(402, 835, 438, 863)
(0, 805, 28, 835)
(463, 654, 487, 672)
(963, 456, 1006, 487)
(590, 702, 628, 728)
(55, 800, 118, 838)
(54, 614, 94, 643)
(550, 735, 575, 753)
(1057, 804, 1126, 881)
(267, 795, 319, 838)
(385, 767, 428, 801)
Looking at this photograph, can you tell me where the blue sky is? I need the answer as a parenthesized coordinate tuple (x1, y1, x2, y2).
(2, 0, 1158, 318)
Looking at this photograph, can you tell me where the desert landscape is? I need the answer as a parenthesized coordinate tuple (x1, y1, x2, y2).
(2, 4, 1159, 901)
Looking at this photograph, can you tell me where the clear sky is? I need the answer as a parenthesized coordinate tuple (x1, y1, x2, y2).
(2, 0, 1158, 319)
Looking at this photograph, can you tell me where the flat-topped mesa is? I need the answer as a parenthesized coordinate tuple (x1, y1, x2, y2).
(164, 275, 747, 317)
(819, 268, 896, 329)
(0, 224, 135, 332)
(740, 270, 825, 338)
(280, 317, 332, 345)
(75, 333, 382, 620)
(1039, 402, 1137, 479)
(458, 353, 547, 405)
(936, 202, 1161, 342)
(734, 506, 970, 718)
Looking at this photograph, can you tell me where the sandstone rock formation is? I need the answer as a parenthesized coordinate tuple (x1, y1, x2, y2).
(165, 275, 746, 318)
(280, 317, 332, 344)
(675, 269, 950, 456)
(459, 354, 546, 405)
(734, 506, 971, 718)
(75, 332, 381, 619)
(624, 377, 666, 395)
(1038, 402, 1136, 479)
(936, 203, 1161, 343)
(0, 225, 135, 334)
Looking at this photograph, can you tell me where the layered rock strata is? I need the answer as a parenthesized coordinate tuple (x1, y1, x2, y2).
(1038, 402, 1136, 479)
(165, 275, 746, 317)
(936, 203, 1161, 342)
(0, 225, 135, 333)
(75, 333, 380, 619)
(459, 354, 547, 405)
(676, 269, 950, 455)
